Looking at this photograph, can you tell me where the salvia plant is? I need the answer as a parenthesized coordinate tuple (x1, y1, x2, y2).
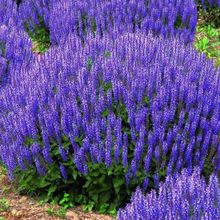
(0, 32, 219, 184)
(0, 0, 219, 216)
(117, 167, 220, 220)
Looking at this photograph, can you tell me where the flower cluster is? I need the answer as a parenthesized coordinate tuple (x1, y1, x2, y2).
(0, 32, 219, 183)
(19, 0, 50, 31)
(0, 0, 22, 28)
(117, 167, 220, 220)
(19, 0, 197, 44)
(0, 1, 33, 87)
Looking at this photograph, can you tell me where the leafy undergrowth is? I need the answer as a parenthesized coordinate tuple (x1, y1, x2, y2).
(13, 159, 148, 217)
(0, 166, 115, 220)
(195, 6, 220, 66)
(195, 24, 220, 66)
(25, 18, 50, 54)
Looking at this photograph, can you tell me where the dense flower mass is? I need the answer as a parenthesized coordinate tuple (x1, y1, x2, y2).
(0, 0, 22, 28)
(0, 32, 219, 183)
(0, 0, 33, 86)
(19, 0, 50, 30)
(19, 0, 197, 44)
(0, 0, 219, 217)
(117, 167, 220, 220)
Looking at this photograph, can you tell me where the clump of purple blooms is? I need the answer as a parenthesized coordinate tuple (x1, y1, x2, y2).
(0, 0, 33, 86)
(0, 33, 219, 183)
(118, 167, 220, 220)
(0, 0, 219, 217)
(19, 0, 197, 44)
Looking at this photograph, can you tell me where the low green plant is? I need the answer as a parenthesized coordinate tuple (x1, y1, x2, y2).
(0, 199, 10, 212)
(14, 157, 150, 216)
(195, 36, 209, 51)
(59, 193, 73, 210)
(46, 207, 55, 216)
(57, 207, 67, 218)
(195, 24, 220, 66)
(0, 163, 7, 176)
(47, 207, 67, 218)
(2, 187, 10, 193)
(24, 17, 50, 53)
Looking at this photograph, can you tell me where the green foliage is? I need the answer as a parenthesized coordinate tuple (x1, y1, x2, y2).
(14, 155, 147, 217)
(0, 42, 6, 57)
(59, 193, 73, 209)
(10, 95, 215, 216)
(174, 14, 183, 29)
(0, 199, 10, 212)
(195, 24, 220, 66)
(0, 164, 7, 176)
(197, 4, 220, 28)
(13, 108, 148, 216)
(195, 2, 220, 66)
(47, 207, 67, 218)
(104, 51, 112, 58)
(87, 57, 93, 71)
(25, 17, 50, 53)
(195, 36, 209, 51)
(1, 186, 10, 194)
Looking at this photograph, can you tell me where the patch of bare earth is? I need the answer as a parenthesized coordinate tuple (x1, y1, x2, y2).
(0, 168, 116, 220)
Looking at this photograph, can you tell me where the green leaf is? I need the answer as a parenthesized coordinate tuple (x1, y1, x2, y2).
(103, 82, 112, 92)
(38, 179, 50, 188)
(62, 135, 69, 142)
(87, 57, 93, 71)
(144, 96, 150, 106)
(101, 109, 109, 118)
(74, 135, 83, 145)
(98, 203, 109, 214)
(83, 179, 92, 188)
(113, 178, 124, 194)
(104, 51, 111, 57)
(82, 201, 95, 212)
(108, 203, 117, 216)
(91, 194, 98, 203)
(47, 185, 57, 197)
